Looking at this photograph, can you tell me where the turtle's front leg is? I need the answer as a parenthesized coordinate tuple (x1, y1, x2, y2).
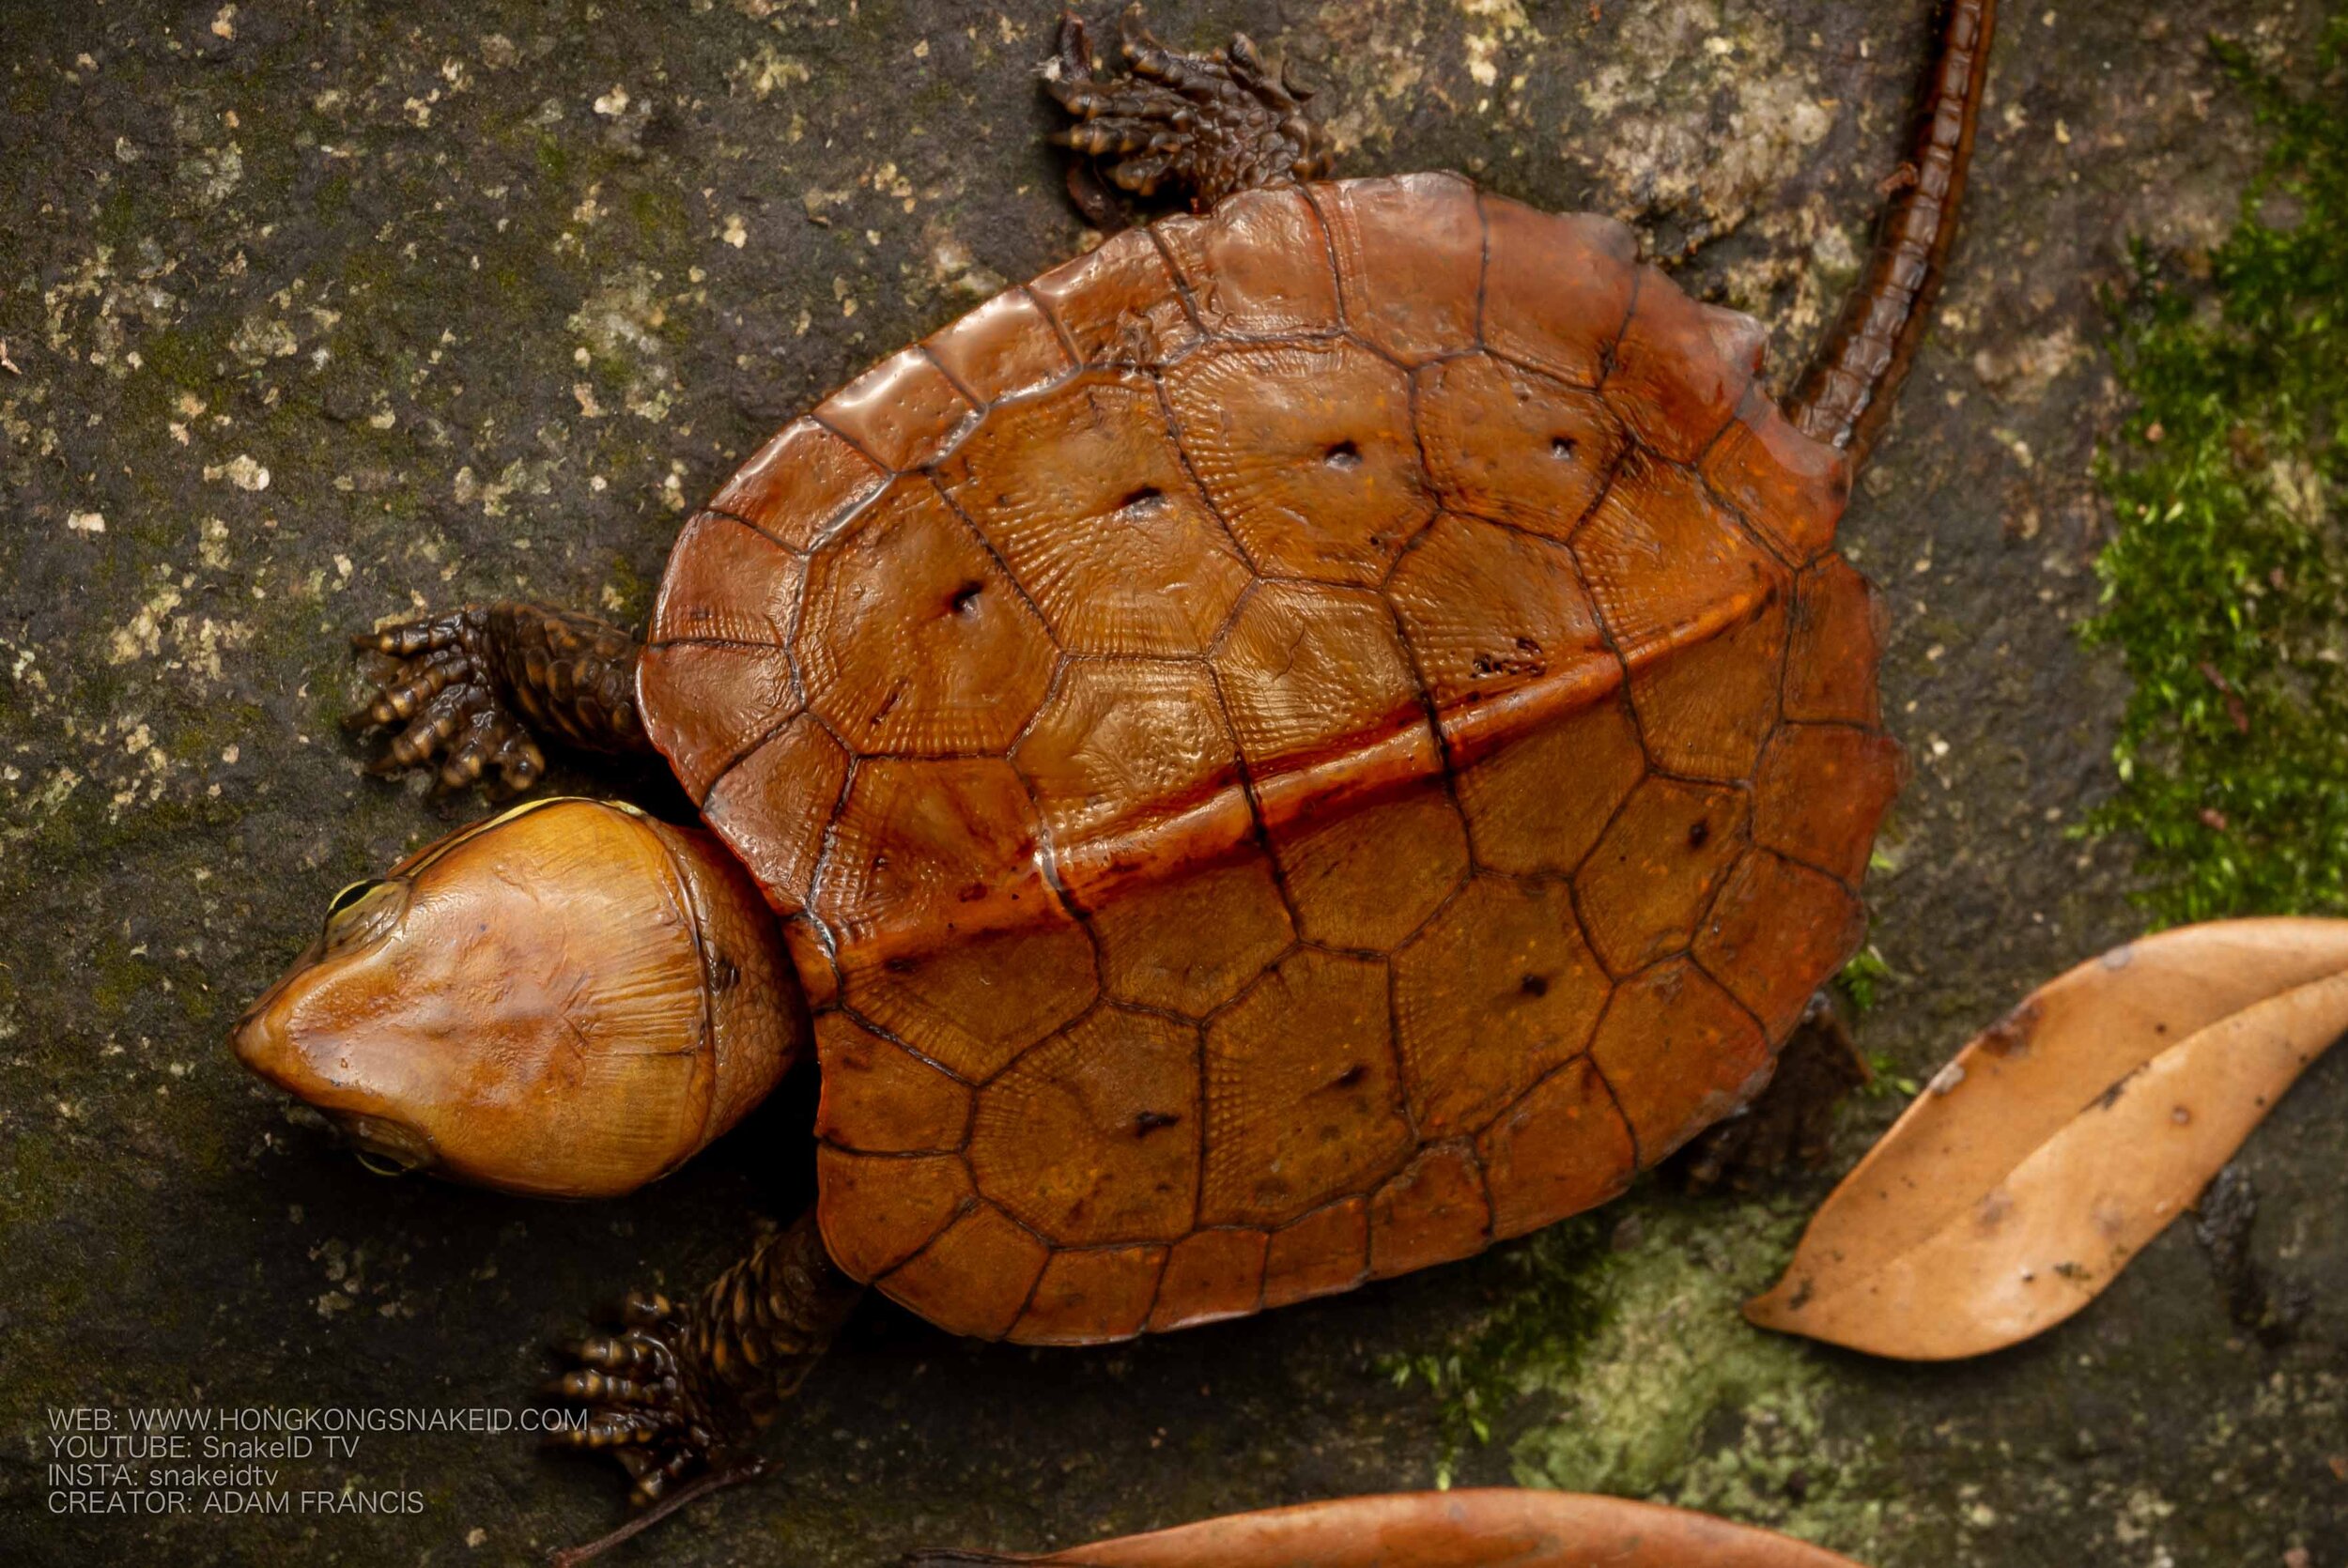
(1045, 11, 1332, 213)
(544, 1209, 865, 1558)
(349, 602, 649, 794)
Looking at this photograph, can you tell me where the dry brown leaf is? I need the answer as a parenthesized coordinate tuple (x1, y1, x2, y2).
(1747, 917, 2348, 1360)
(920, 1490, 1866, 1568)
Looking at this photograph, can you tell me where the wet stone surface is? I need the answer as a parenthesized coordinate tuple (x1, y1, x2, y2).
(3, 1, 2343, 1564)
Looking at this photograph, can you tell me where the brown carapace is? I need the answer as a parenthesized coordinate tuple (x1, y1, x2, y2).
(644, 170, 1894, 1345)
(232, 0, 1997, 1551)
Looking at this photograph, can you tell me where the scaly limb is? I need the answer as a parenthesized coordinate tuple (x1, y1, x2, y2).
(348, 603, 649, 797)
(1044, 9, 1332, 215)
(542, 1210, 865, 1564)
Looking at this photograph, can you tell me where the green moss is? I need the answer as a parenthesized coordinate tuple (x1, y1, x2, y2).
(2082, 14, 2348, 924)
(1387, 1199, 1892, 1550)
(1382, 1215, 1609, 1483)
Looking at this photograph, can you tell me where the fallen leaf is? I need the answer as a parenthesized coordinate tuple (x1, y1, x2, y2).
(914, 1490, 1866, 1568)
(1748, 918, 2348, 1360)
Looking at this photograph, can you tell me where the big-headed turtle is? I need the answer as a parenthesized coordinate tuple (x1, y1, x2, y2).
(234, 0, 1997, 1550)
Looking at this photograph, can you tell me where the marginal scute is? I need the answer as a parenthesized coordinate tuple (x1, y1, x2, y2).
(1367, 1145, 1491, 1279)
(1147, 1228, 1268, 1331)
(1576, 775, 1751, 977)
(1703, 382, 1850, 566)
(1479, 199, 1637, 389)
(1783, 556, 1887, 726)
(1393, 876, 1610, 1136)
(798, 480, 1056, 757)
(1261, 1196, 1369, 1309)
(1156, 184, 1341, 337)
(811, 1011, 972, 1154)
(1029, 225, 1201, 367)
(878, 1203, 1050, 1341)
(1603, 279, 1766, 462)
(814, 1145, 974, 1282)
(926, 286, 1077, 406)
(658, 176, 1900, 1345)
(650, 512, 806, 648)
(640, 639, 797, 805)
(1012, 1244, 1166, 1345)
(1203, 950, 1413, 1226)
(707, 416, 888, 551)
(936, 371, 1251, 655)
(819, 343, 981, 473)
(1694, 851, 1865, 1040)
(1476, 1057, 1635, 1238)
(1416, 353, 1627, 542)
(1754, 724, 1906, 885)
(1165, 339, 1433, 585)
(1317, 173, 1483, 365)
(1588, 958, 1771, 1164)
(968, 1007, 1202, 1247)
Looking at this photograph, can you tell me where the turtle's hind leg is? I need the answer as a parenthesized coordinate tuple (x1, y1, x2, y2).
(1044, 10, 1332, 214)
(1673, 993, 1871, 1195)
(544, 1209, 865, 1562)
(349, 602, 648, 795)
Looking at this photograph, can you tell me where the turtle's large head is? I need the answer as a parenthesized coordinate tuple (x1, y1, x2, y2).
(233, 798, 805, 1199)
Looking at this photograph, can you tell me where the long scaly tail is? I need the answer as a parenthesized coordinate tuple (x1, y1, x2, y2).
(1788, 0, 1999, 469)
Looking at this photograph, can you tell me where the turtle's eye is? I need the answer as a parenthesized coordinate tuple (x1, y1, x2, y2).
(321, 879, 405, 951)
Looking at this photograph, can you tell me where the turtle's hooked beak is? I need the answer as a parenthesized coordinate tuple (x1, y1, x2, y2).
(233, 875, 444, 1176)
(231, 798, 808, 1200)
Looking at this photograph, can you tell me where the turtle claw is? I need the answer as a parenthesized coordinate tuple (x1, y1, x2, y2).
(545, 1295, 741, 1512)
(349, 609, 546, 799)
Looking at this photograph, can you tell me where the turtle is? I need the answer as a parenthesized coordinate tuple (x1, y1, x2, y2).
(231, 0, 1997, 1554)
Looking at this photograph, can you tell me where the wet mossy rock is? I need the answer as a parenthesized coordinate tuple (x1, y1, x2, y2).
(3, 3, 2344, 1567)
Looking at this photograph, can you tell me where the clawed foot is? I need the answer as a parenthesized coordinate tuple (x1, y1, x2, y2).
(543, 1290, 742, 1510)
(1045, 11, 1331, 211)
(348, 610, 545, 796)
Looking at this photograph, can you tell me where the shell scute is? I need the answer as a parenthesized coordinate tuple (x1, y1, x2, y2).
(1416, 352, 1626, 541)
(797, 479, 1056, 757)
(1476, 1056, 1635, 1239)
(925, 285, 1078, 406)
(1392, 876, 1610, 1137)
(1260, 1196, 1370, 1309)
(1479, 201, 1636, 389)
(647, 177, 1892, 1345)
(1201, 950, 1413, 1227)
(1029, 225, 1202, 367)
(968, 1007, 1202, 1247)
(1602, 277, 1767, 463)
(935, 369, 1250, 654)
(1588, 958, 1771, 1165)
(1367, 1144, 1492, 1280)
(1155, 184, 1341, 338)
(1319, 171, 1483, 365)
(1164, 338, 1433, 586)
(1015, 1245, 1167, 1344)
(1147, 1227, 1269, 1331)
(879, 1203, 1050, 1342)
(707, 416, 888, 552)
